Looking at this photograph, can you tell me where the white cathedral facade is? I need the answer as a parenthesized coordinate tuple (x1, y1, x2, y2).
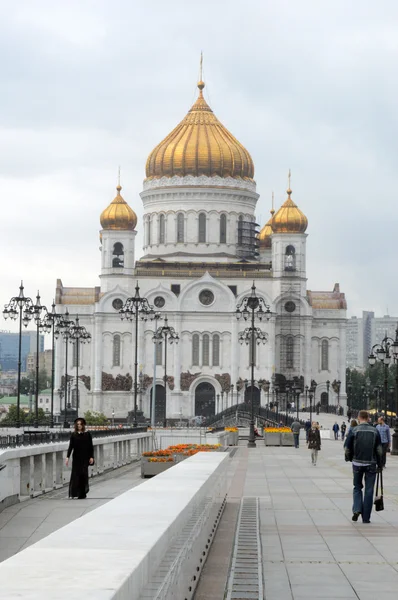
(54, 79, 347, 422)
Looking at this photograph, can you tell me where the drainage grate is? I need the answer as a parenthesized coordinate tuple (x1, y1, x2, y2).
(226, 497, 263, 600)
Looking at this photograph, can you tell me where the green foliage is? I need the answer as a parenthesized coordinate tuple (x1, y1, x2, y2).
(20, 370, 50, 395)
(83, 410, 108, 425)
(346, 364, 398, 411)
(2, 404, 50, 425)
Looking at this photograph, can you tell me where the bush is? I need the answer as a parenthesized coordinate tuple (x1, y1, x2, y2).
(83, 410, 108, 426)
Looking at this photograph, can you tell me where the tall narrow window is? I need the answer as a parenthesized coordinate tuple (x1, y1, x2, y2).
(285, 245, 296, 271)
(147, 217, 151, 246)
(321, 339, 329, 371)
(220, 214, 227, 243)
(177, 213, 184, 242)
(113, 335, 121, 367)
(286, 336, 294, 369)
(156, 341, 163, 366)
(192, 334, 199, 366)
(212, 334, 220, 366)
(72, 342, 78, 367)
(202, 334, 210, 366)
(249, 333, 257, 364)
(238, 214, 243, 245)
(112, 242, 124, 268)
(198, 213, 206, 243)
(159, 214, 165, 244)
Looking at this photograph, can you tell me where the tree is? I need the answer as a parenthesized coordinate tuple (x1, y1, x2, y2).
(19, 370, 50, 395)
(2, 404, 50, 426)
(83, 410, 108, 426)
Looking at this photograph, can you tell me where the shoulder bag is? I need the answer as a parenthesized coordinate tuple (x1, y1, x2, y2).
(374, 469, 384, 512)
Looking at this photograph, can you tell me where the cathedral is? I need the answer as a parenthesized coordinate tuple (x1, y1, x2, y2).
(54, 77, 347, 422)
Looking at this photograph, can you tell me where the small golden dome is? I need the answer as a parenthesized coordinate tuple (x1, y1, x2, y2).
(145, 81, 254, 181)
(100, 185, 137, 231)
(272, 188, 308, 234)
(258, 209, 275, 248)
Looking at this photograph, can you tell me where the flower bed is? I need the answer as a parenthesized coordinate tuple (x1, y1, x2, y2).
(141, 443, 222, 477)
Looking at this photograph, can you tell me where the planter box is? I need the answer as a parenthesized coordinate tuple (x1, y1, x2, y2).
(141, 457, 174, 478)
(281, 432, 294, 446)
(264, 432, 281, 446)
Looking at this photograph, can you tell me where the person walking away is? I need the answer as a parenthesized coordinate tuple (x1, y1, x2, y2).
(341, 421, 347, 441)
(344, 410, 383, 523)
(332, 422, 340, 440)
(348, 419, 358, 434)
(308, 422, 321, 465)
(376, 417, 391, 468)
(291, 419, 301, 448)
(65, 418, 94, 499)
(305, 419, 311, 442)
(347, 409, 352, 421)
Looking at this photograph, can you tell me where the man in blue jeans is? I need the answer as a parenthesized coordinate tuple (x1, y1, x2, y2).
(344, 410, 383, 523)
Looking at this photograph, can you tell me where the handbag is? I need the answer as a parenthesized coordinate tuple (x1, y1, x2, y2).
(374, 469, 384, 512)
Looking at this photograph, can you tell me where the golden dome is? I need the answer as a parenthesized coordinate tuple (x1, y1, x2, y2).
(100, 185, 137, 231)
(145, 82, 254, 181)
(258, 210, 275, 248)
(271, 188, 308, 234)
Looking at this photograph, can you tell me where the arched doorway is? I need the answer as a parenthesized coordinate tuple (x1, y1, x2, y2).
(195, 382, 215, 417)
(244, 386, 261, 410)
(150, 385, 166, 424)
(321, 392, 328, 409)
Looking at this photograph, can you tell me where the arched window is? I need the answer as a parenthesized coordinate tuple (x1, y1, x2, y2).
(249, 333, 257, 365)
(112, 242, 124, 268)
(321, 339, 329, 371)
(286, 336, 294, 369)
(212, 334, 220, 366)
(192, 334, 199, 366)
(159, 214, 165, 244)
(156, 340, 163, 366)
(285, 245, 296, 271)
(202, 334, 210, 366)
(147, 216, 151, 246)
(177, 213, 184, 243)
(198, 213, 206, 243)
(113, 335, 121, 367)
(238, 214, 243, 245)
(72, 341, 78, 367)
(220, 214, 227, 243)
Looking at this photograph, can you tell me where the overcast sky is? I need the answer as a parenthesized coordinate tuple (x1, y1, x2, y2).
(1, 0, 397, 338)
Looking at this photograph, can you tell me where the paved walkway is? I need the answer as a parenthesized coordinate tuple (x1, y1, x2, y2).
(0, 462, 143, 563)
(196, 433, 398, 600)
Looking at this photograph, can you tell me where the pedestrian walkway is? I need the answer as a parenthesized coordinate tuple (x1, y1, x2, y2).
(196, 434, 398, 600)
(0, 461, 143, 563)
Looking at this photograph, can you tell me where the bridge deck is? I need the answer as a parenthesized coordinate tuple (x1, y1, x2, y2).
(196, 427, 398, 600)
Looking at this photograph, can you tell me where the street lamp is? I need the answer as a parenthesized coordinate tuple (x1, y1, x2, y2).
(120, 284, 157, 427)
(326, 380, 330, 414)
(347, 381, 352, 417)
(369, 327, 398, 453)
(309, 383, 317, 425)
(221, 389, 224, 412)
(69, 315, 91, 418)
(25, 292, 48, 428)
(236, 282, 271, 447)
(42, 302, 65, 427)
(55, 310, 74, 428)
(3, 282, 34, 427)
(153, 316, 179, 427)
(336, 380, 341, 413)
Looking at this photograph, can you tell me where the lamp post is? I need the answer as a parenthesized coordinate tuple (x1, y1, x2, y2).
(56, 310, 74, 428)
(293, 383, 301, 420)
(305, 385, 309, 415)
(221, 390, 224, 412)
(153, 316, 179, 428)
(120, 284, 157, 427)
(347, 381, 352, 418)
(326, 379, 330, 413)
(151, 313, 161, 427)
(69, 315, 91, 418)
(368, 329, 398, 451)
(112, 408, 115, 427)
(2, 282, 34, 427)
(336, 380, 341, 414)
(26, 292, 47, 428)
(42, 302, 64, 427)
(309, 383, 317, 425)
(216, 393, 220, 413)
(236, 282, 271, 448)
(230, 384, 234, 408)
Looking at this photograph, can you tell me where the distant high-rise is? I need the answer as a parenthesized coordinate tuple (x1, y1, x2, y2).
(346, 312, 398, 369)
(0, 331, 44, 372)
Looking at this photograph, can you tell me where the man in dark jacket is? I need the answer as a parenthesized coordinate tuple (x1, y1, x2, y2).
(344, 410, 383, 523)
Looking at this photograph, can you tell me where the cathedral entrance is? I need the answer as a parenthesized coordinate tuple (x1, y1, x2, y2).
(244, 386, 261, 410)
(150, 385, 166, 424)
(195, 382, 215, 418)
(321, 392, 328, 409)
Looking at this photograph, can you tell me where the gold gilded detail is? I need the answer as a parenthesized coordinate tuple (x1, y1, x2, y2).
(145, 82, 254, 181)
(271, 187, 308, 234)
(100, 184, 137, 231)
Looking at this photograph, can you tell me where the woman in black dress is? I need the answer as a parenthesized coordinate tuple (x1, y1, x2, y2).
(65, 418, 94, 499)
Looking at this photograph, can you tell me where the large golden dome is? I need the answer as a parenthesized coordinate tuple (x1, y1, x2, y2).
(100, 185, 137, 231)
(145, 82, 254, 181)
(272, 188, 308, 234)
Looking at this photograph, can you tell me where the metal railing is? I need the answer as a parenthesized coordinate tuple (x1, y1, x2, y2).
(0, 426, 148, 449)
(204, 403, 306, 429)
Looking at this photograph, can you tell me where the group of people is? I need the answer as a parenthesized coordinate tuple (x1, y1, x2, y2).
(291, 418, 322, 465)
